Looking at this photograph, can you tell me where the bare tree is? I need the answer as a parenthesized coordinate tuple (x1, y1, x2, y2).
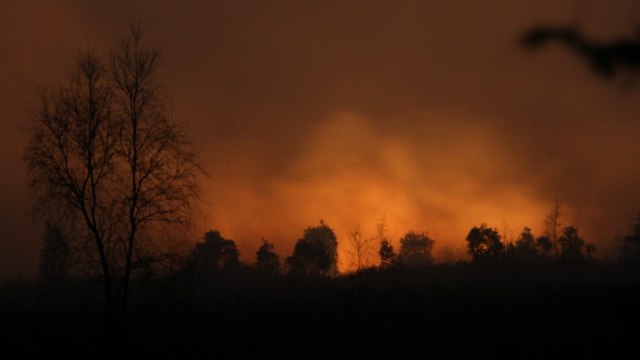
(25, 50, 120, 322)
(109, 24, 202, 323)
(346, 223, 373, 272)
(501, 220, 513, 245)
(24, 24, 203, 326)
(545, 200, 563, 259)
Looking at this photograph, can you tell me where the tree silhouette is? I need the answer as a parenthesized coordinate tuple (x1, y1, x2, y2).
(397, 231, 434, 267)
(23, 24, 203, 325)
(256, 239, 280, 273)
(535, 236, 553, 257)
(545, 200, 563, 259)
(512, 227, 539, 263)
(38, 222, 70, 283)
(376, 217, 395, 267)
(187, 231, 240, 271)
(346, 223, 373, 271)
(287, 220, 338, 276)
(378, 241, 395, 268)
(558, 226, 586, 262)
(466, 223, 504, 262)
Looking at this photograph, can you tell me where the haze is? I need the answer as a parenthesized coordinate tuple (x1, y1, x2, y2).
(2, 0, 640, 277)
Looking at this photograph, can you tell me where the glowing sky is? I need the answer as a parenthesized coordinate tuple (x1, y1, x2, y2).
(2, 0, 640, 277)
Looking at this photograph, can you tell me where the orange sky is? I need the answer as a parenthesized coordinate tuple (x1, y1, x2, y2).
(2, 1, 640, 277)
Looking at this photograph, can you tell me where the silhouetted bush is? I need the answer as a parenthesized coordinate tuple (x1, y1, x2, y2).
(256, 240, 280, 273)
(466, 223, 504, 262)
(287, 221, 338, 276)
(185, 231, 240, 274)
(397, 231, 434, 266)
(378, 240, 396, 268)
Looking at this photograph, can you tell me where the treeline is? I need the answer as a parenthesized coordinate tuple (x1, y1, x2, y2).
(37, 211, 640, 284)
(5, 210, 640, 358)
(11, 213, 640, 358)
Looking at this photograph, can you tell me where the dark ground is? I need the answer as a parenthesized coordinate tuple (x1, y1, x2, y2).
(2, 261, 640, 359)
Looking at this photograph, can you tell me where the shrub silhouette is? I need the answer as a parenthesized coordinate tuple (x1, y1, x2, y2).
(558, 226, 586, 262)
(378, 240, 396, 267)
(256, 240, 280, 273)
(186, 231, 240, 272)
(287, 221, 338, 276)
(512, 227, 539, 263)
(466, 223, 504, 262)
(397, 231, 434, 266)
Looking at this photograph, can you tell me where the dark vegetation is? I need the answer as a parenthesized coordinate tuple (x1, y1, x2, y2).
(3, 215, 640, 358)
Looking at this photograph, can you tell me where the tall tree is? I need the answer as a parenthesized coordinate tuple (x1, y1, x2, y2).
(110, 23, 202, 322)
(25, 49, 119, 322)
(24, 24, 202, 326)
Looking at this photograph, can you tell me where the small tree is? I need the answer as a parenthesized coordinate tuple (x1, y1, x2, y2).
(535, 236, 553, 258)
(379, 241, 396, 268)
(545, 200, 563, 259)
(186, 231, 240, 274)
(466, 223, 504, 262)
(287, 220, 338, 276)
(346, 223, 372, 271)
(376, 217, 395, 267)
(256, 239, 280, 273)
(397, 231, 435, 266)
(513, 227, 538, 263)
(558, 226, 585, 262)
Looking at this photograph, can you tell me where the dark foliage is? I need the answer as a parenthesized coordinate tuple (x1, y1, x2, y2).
(378, 240, 396, 267)
(185, 231, 240, 272)
(397, 231, 434, 266)
(535, 235, 553, 256)
(558, 226, 587, 262)
(287, 221, 338, 276)
(512, 227, 538, 262)
(256, 240, 280, 273)
(466, 223, 504, 262)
